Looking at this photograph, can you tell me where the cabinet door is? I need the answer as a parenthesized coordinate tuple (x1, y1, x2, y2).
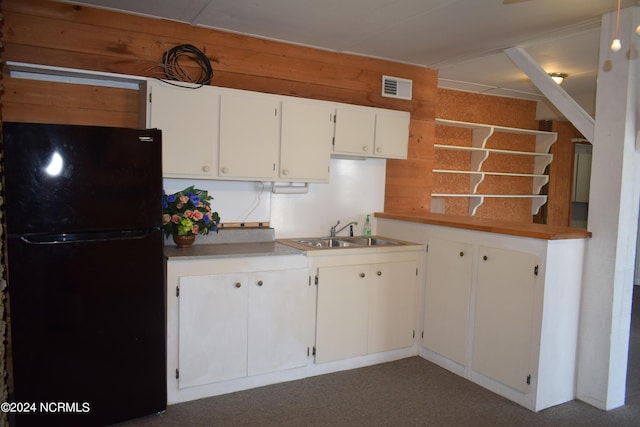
(248, 268, 309, 376)
(423, 239, 473, 365)
(178, 273, 247, 388)
(315, 264, 369, 363)
(373, 110, 410, 159)
(280, 100, 333, 182)
(145, 81, 218, 178)
(472, 246, 538, 393)
(333, 106, 375, 156)
(219, 92, 280, 180)
(368, 260, 417, 353)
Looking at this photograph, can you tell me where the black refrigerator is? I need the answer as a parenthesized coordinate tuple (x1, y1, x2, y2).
(3, 122, 166, 426)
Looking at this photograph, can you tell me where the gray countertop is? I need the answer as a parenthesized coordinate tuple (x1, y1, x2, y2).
(164, 241, 304, 260)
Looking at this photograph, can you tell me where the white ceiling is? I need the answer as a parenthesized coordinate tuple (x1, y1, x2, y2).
(58, 0, 639, 118)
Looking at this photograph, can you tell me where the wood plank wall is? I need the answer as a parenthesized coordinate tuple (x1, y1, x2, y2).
(546, 121, 585, 226)
(1, 0, 437, 215)
(1, 0, 573, 223)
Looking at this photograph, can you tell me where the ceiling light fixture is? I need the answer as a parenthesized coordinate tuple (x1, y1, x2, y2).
(548, 72, 568, 85)
(611, 0, 622, 52)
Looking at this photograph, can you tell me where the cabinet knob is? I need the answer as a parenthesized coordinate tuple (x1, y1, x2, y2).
(257, 280, 263, 286)
(362, 145, 369, 152)
(221, 167, 229, 174)
(377, 271, 382, 276)
(483, 255, 488, 261)
(359, 273, 366, 278)
(459, 251, 465, 257)
(376, 147, 382, 153)
(281, 169, 289, 176)
(235, 282, 242, 288)
(202, 165, 210, 172)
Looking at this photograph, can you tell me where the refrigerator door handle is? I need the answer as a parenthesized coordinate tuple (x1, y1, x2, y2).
(19, 229, 158, 245)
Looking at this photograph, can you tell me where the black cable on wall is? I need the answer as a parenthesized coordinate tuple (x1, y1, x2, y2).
(161, 44, 214, 86)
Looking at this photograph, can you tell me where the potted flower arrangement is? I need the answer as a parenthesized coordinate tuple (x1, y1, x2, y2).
(162, 186, 220, 247)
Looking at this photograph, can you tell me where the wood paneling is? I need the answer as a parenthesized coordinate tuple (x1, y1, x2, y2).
(384, 118, 434, 215)
(1, 0, 565, 222)
(2, 0, 435, 113)
(1, 0, 437, 215)
(546, 121, 585, 227)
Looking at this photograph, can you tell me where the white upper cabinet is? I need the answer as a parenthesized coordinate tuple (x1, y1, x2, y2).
(142, 79, 410, 181)
(333, 106, 376, 156)
(280, 100, 334, 182)
(373, 109, 410, 159)
(141, 80, 219, 179)
(333, 106, 410, 159)
(218, 90, 280, 180)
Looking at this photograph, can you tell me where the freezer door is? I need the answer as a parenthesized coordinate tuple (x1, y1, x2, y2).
(7, 229, 166, 427)
(3, 122, 162, 235)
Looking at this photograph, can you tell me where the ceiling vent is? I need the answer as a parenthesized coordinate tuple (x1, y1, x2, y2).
(382, 75, 412, 100)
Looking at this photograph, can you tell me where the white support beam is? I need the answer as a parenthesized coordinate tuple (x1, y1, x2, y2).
(504, 47, 595, 142)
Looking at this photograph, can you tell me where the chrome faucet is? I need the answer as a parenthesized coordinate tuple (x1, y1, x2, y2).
(330, 220, 358, 237)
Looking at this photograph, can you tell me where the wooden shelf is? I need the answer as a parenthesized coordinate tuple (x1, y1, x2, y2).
(431, 194, 548, 216)
(433, 119, 557, 216)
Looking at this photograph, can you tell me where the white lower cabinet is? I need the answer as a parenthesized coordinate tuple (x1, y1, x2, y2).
(368, 261, 417, 353)
(177, 269, 308, 389)
(315, 264, 369, 363)
(314, 258, 419, 364)
(166, 255, 311, 403)
(166, 245, 424, 404)
(472, 246, 538, 394)
(247, 269, 309, 376)
(377, 218, 586, 412)
(424, 236, 574, 411)
(423, 238, 473, 367)
(178, 273, 248, 388)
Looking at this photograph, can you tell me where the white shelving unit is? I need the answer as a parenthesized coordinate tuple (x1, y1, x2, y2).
(433, 119, 557, 216)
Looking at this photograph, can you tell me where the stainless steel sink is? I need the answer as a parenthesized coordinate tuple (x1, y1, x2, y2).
(292, 236, 402, 249)
(341, 237, 400, 246)
(295, 238, 357, 248)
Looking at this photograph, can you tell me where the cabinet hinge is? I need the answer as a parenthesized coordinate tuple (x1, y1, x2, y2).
(534, 265, 539, 276)
(176, 368, 179, 379)
(526, 374, 531, 385)
(176, 285, 180, 297)
(332, 136, 335, 146)
(315, 275, 319, 285)
(413, 330, 415, 339)
(426, 244, 429, 253)
(312, 346, 316, 356)
(416, 267, 418, 276)
(148, 93, 152, 103)
(307, 347, 310, 357)
(421, 331, 424, 338)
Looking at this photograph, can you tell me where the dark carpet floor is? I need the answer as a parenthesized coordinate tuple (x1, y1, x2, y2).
(116, 287, 640, 427)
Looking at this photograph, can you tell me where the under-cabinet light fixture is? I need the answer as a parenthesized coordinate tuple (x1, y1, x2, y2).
(272, 182, 309, 194)
(548, 72, 568, 85)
